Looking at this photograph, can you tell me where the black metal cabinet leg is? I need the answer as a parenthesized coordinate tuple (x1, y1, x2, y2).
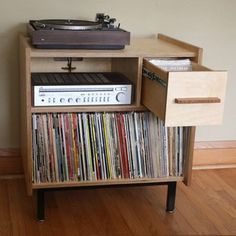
(37, 189, 45, 221)
(166, 182, 177, 213)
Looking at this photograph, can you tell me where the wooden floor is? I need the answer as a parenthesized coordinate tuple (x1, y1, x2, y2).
(0, 169, 236, 236)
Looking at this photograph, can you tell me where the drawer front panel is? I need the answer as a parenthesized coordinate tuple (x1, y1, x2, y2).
(166, 71, 227, 126)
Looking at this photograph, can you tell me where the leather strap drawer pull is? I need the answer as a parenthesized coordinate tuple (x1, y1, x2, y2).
(175, 97, 221, 104)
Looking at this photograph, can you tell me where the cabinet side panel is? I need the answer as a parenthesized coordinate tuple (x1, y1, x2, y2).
(183, 127, 196, 185)
(19, 36, 33, 195)
(158, 34, 203, 185)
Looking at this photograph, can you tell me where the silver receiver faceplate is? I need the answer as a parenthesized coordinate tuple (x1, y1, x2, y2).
(32, 72, 132, 106)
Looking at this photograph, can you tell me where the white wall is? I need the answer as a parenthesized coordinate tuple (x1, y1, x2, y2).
(0, 0, 235, 148)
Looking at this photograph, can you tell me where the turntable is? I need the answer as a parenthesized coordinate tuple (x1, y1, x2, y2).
(27, 14, 130, 49)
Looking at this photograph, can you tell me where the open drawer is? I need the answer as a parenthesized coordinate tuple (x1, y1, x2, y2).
(142, 58, 227, 127)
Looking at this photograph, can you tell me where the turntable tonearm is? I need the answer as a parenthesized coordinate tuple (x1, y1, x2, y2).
(27, 13, 130, 49)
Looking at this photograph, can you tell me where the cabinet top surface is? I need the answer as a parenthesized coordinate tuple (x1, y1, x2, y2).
(20, 34, 198, 58)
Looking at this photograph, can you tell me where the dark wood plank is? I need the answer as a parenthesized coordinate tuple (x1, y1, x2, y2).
(0, 180, 13, 236)
(191, 170, 236, 234)
(6, 179, 40, 236)
(142, 185, 197, 235)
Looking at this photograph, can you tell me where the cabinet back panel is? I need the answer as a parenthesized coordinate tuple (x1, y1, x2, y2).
(30, 58, 112, 73)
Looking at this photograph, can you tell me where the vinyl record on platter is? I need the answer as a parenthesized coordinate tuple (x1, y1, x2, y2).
(32, 19, 103, 30)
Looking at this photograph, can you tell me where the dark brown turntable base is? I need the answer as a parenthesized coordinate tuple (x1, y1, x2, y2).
(27, 15, 130, 49)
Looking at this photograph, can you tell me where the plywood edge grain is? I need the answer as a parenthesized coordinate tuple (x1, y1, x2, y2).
(158, 34, 203, 63)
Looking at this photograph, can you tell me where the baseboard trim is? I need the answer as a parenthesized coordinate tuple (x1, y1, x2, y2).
(0, 148, 22, 175)
(0, 174, 24, 180)
(193, 164, 236, 170)
(1, 142, 236, 175)
(193, 141, 236, 169)
(0, 148, 20, 157)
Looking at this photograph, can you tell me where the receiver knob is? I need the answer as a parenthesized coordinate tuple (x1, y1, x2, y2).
(60, 98, 65, 103)
(68, 98, 73, 103)
(76, 98, 81, 103)
(116, 92, 126, 103)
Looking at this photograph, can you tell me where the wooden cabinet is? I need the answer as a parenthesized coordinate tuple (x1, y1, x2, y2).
(19, 33, 227, 220)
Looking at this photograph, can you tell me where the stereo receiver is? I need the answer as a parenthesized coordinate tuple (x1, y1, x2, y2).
(32, 72, 133, 106)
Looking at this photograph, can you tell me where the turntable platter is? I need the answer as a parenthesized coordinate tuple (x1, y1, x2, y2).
(32, 19, 103, 31)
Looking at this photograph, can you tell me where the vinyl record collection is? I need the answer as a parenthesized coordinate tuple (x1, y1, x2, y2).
(32, 112, 188, 183)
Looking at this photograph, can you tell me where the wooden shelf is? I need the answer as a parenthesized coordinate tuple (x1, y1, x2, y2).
(32, 176, 184, 189)
(31, 104, 146, 113)
(21, 35, 197, 59)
